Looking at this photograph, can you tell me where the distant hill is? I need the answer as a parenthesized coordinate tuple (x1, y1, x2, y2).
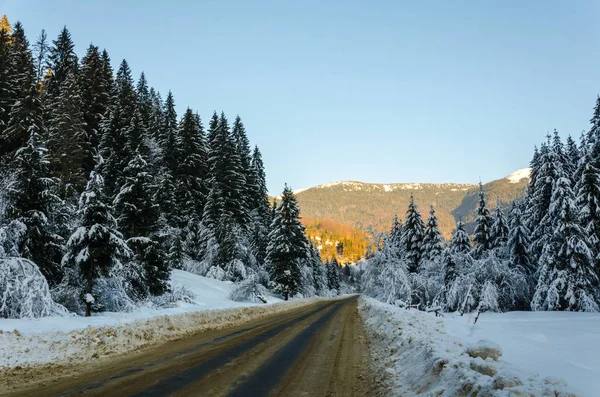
(294, 169, 530, 252)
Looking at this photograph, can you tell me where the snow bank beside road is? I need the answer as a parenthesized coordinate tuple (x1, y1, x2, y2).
(358, 297, 578, 397)
(0, 270, 321, 369)
(443, 311, 600, 397)
(0, 270, 278, 334)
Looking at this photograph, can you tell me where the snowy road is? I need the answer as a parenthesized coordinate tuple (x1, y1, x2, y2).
(2, 296, 379, 397)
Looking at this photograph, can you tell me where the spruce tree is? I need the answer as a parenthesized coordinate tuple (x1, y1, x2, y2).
(32, 29, 49, 85)
(100, 49, 113, 87)
(99, 59, 137, 195)
(248, 146, 271, 265)
(327, 257, 341, 291)
(177, 108, 208, 220)
(126, 108, 149, 158)
(266, 185, 308, 300)
(443, 250, 457, 287)
(62, 156, 131, 316)
(422, 205, 444, 260)
(588, 95, 600, 152)
(46, 26, 77, 101)
(160, 91, 179, 173)
(0, 21, 14, 137)
(136, 73, 152, 132)
(523, 146, 540, 215)
(579, 131, 590, 156)
(403, 194, 424, 272)
(114, 154, 169, 297)
(114, 155, 160, 238)
(197, 186, 223, 267)
(204, 111, 249, 266)
(531, 133, 567, 257)
(575, 131, 590, 185)
(389, 215, 404, 251)
(474, 182, 492, 254)
(8, 22, 36, 114)
(156, 91, 180, 229)
(526, 139, 554, 237)
(207, 111, 219, 149)
(7, 107, 63, 286)
(507, 202, 534, 278)
(552, 129, 569, 164)
(532, 175, 599, 311)
(232, 115, 252, 174)
(575, 154, 600, 277)
(566, 135, 580, 178)
(450, 218, 471, 254)
(218, 112, 249, 230)
(184, 218, 204, 262)
(47, 70, 89, 192)
(1, 21, 36, 157)
(171, 110, 208, 268)
(306, 243, 326, 294)
(232, 115, 253, 210)
(490, 204, 509, 248)
(147, 87, 162, 134)
(79, 44, 112, 175)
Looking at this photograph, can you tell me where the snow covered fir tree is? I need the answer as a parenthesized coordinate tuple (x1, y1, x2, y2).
(0, 17, 340, 319)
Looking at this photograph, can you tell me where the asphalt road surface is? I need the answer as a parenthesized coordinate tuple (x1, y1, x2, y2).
(3, 296, 381, 397)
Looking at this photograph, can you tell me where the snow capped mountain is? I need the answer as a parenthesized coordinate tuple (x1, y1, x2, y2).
(290, 169, 530, 239)
(292, 168, 531, 195)
(506, 168, 532, 183)
(303, 180, 475, 193)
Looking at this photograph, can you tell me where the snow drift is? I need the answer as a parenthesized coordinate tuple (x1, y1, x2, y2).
(358, 297, 578, 396)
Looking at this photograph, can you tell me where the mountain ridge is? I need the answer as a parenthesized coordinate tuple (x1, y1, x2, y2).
(293, 168, 531, 194)
(293, 169, 531, 261)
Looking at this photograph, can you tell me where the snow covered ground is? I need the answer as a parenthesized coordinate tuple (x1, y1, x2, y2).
(0, 270, 321, 369)
(359, 297, 580, 396)
(0, 269, 278, 334)
(443, 311, 600, 397)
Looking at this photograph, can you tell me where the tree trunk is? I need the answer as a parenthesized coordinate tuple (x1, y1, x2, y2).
(85, 270, 93, 317)
(284, 291, 289, 301)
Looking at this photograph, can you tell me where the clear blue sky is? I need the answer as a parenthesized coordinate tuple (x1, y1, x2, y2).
(5, 0, 600, 194)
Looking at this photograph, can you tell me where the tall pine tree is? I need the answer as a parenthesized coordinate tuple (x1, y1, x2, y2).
(248, 146, 271, 265)
(177, 108, 208, 220)
(99, 59, 137, 196)
(507, 202, 534, 278)
(532, 174, 599, 311)
(7, 105, 63, 286)
(45, 26, 77, 101)
(62, 156, 131, 316)
(422, 205, 444, 260)
(575, 154, 600, 278)
(1, 21, 36, 158)
(79, 44, 112, 175)
(266, 185, 309, 300)
(474, 182, 492, 254)
(490, 204, 509, 248)
(47, 70, 89, 192)
(403, 194, 424, 272)
(114, 154, 169, 297)
(450, 217, 471, 254)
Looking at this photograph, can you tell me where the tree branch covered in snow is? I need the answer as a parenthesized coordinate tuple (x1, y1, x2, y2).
(0, 258, 68, 318)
